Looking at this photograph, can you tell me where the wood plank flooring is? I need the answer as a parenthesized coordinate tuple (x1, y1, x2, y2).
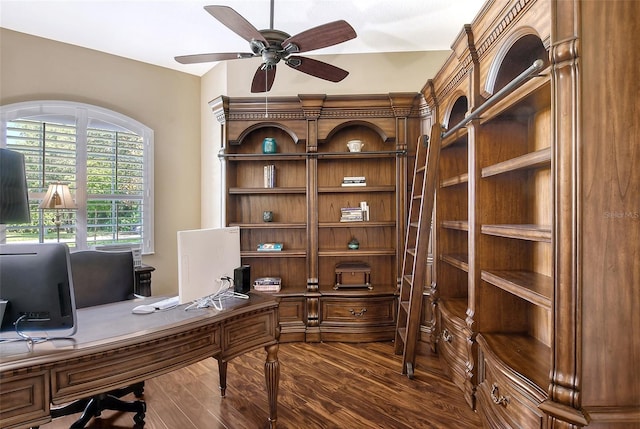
(40, 341, 482, 429)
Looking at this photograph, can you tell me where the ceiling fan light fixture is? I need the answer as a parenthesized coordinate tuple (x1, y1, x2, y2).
(283, 42, 299, 55)
(286, 57, 302, 68)
(250, 39, 266, 54)
(176, 3, 356, 92)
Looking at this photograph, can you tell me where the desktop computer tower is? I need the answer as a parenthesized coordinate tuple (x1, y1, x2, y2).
(234, 265, 251, 294)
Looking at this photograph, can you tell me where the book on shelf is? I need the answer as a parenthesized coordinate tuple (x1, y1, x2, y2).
(253, 283, 282, 292)
(340, 207, 364, 222)
(253, 277, 282, 292)
(263, 164, 276, 188)
(254, 277, 281, 285)
(360, 201, 370, 221)
(342, 176, 366, 187)
(257, 242, 283, 251)
(339, 202, 370, 222)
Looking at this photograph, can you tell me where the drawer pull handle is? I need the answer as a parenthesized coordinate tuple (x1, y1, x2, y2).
(491, 383, 510, 406)
(441, 329, 452, 343)
(349, 308, 367, 317)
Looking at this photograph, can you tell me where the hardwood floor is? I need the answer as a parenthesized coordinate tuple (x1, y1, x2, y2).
(41, 341, 482, 429)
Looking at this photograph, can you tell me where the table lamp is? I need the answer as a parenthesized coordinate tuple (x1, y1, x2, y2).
(39, 182, 77, 242)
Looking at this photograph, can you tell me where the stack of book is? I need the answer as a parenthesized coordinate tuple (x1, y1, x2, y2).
(264, 164, 276, 188)
(341, 176, 366, 187)
(340, 207, 364, 222)
(253, 277, 282, 292)
(257, 242, 283, 252)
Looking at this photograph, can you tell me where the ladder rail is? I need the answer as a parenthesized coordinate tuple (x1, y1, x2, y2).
(394, 124, 442, 378)
(394, 134, 428, 354)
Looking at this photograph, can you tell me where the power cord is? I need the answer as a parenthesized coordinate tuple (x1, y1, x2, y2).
(184, 276, 249, 311)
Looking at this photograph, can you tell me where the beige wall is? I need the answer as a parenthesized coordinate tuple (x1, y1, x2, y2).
(222, 51, 450, 97)
(0, 28, 201, 296)
(2, 27, 448, 295)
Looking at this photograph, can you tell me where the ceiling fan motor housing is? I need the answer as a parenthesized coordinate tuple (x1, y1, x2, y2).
(255, 29, 298, 66)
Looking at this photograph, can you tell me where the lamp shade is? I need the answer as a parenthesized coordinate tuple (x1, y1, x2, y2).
(39, 183, 77, 210)
(0, 148, 31, 224)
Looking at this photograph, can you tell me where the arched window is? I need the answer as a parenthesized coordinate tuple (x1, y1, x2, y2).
(1, 100, 154, 254)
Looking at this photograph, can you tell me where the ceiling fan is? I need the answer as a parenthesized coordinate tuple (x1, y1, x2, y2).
(175, 2, 357, 93)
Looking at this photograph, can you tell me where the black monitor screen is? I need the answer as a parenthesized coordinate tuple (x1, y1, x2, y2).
(0, 148, 31, 224)
(0, 243, 77, 337)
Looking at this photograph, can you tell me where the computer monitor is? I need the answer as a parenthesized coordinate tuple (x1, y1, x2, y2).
(0, 148, 31, 224)
(0, 243, 77, 338)
(177, 227, 241, 304)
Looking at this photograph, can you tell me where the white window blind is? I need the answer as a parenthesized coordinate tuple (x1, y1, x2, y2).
(1, 101, 154, 253)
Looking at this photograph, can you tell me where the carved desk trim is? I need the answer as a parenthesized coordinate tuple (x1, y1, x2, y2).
(0, 293, 280, 429)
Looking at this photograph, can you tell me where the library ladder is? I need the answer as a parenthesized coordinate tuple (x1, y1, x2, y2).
(394, 124, 441, 379)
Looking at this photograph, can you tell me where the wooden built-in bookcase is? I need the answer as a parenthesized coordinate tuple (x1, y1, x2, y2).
(212, 94, 424, 343)
(423, 0, 640, 428)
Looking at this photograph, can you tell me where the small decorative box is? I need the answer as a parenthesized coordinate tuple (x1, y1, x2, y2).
(334, 262, 372, 290)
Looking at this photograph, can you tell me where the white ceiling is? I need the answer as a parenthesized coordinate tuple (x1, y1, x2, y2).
(0, 0, 485, 76)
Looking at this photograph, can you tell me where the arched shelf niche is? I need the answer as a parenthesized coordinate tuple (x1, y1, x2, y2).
(320, 120, 391, 152)
(232, 122, 304, 153)
(443, 94, 469, 131)
(484, 29, 549, 97)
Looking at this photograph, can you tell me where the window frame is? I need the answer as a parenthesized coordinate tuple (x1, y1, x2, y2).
(1, 100, 154, 254)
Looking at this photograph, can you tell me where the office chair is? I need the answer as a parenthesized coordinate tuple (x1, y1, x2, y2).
(50, 250, 146, 428)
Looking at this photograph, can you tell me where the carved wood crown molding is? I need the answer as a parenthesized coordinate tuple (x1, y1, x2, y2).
(418, 104, 432, 118)
(321, 108, 395, 118)
(214, 110, 228, 124)
(436, 25, 475, 102)
(228, 112, 307, 121)
(302, 108, 322, 119)
(475, 0, 535, 60)
(227, 107, 422, 121)
(438, 57, 473, 101)
(436, 0, 534, 102)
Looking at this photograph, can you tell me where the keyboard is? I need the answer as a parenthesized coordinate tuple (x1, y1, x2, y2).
(152, 296, 180, 310)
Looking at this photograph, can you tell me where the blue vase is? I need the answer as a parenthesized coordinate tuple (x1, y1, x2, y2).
(262, 137, 277, 154)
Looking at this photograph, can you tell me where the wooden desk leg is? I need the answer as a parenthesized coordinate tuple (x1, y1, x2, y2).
(265, 343, 279, 429)
(217, 358, 227, 397)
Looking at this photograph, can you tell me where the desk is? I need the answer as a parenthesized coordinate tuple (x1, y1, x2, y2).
(0, 293, 280, 429)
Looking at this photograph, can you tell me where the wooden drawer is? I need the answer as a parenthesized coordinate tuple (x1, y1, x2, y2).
(439, 308, 467, 357)
(0, 370, 50, 429)
(321, 296, 395, 326)
(477, 343, 547, 429)
(277, 296, 306, 342)
(52, 325, 221, 403)
(222, 308, 278, 359)
(319, 295, 397, 342)
(438, 309, 468, 391)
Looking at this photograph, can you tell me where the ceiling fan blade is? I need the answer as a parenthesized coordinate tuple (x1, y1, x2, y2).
(283, 20, 356, 53)
(204, 5, 268, 45)
(175, 52, 254, 64)
(286, 56, 349, 82)
(251, 66, 277, 93)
